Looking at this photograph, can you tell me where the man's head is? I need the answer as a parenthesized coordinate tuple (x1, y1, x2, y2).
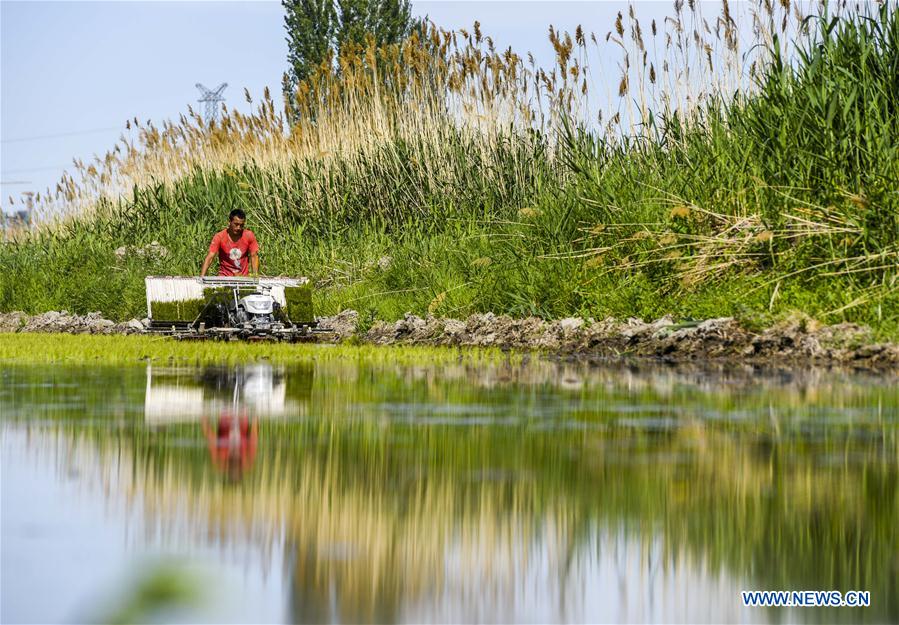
(227, 208, 246, 236)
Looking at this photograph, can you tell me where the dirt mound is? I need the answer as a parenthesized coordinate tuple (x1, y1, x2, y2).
(364, 312, 898, 370)
(0, 311, 147, 335)
(317, 310, 359, 340)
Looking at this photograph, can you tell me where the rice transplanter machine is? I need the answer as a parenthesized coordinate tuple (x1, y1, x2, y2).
(145, 276, 329, 340)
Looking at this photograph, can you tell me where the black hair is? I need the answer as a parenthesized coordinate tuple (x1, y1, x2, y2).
(229, 208, 246, 221)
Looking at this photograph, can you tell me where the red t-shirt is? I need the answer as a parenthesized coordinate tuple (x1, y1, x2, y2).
(208, 229, 259, 276)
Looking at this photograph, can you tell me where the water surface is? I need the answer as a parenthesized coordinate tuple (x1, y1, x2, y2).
(1, 359, 896, 623)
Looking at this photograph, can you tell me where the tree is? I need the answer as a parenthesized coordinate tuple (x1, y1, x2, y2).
(283, 0, 336, 86)
(334, 0, 415, 54)
(282, 0, 419, 121)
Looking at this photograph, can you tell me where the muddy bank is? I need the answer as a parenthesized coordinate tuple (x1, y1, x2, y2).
(0, 311, 147, 335)
(2, 309, 897, 371)
(360, 312, 899, 371)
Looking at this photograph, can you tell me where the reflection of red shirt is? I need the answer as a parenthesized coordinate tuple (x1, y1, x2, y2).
(202, 413, 258, 473)
(208, 229, 259, 276)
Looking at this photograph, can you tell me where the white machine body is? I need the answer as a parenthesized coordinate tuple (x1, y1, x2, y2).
(240, 294, 274, 315)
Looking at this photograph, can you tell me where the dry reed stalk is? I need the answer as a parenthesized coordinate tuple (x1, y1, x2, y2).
(19, 1, 816, 230)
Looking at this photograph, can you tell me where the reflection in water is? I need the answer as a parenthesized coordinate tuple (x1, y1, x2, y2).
(1, 360, 897, 623)
(201, 411, 257, 480)
(144, 365, 313, 481)
(144, 364, 312, 423)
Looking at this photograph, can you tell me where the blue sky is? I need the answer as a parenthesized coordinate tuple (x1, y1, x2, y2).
(1, 1, 676, 213)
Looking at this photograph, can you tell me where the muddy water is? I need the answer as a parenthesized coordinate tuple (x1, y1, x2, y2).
(1, 360, 896, 623)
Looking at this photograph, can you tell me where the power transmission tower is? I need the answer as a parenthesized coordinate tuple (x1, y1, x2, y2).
(196, 82, 228, 124)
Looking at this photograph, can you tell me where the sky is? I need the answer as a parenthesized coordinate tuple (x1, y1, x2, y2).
(1, 1, 683, 214)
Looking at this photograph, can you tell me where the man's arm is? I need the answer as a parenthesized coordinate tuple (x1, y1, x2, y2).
(201, 234, 219, 276)
(248, 231, 260, 276)
(200, 251, 217, 277)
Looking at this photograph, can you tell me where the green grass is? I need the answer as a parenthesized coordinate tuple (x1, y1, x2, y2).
(1, 5, 897, 338)
(0, 333, 517, 366)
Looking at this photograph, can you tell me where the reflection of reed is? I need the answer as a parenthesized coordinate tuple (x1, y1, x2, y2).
(4, 361, 898, 427)
(29, 412, 898, 623)
(4, 361, 898, 622)
(382, 359, 899, 409)
(127, 451, 590, 622)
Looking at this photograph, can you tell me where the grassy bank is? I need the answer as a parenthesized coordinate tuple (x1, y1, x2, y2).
(1, 3, 897, 337)
(0, 334, 513, 366)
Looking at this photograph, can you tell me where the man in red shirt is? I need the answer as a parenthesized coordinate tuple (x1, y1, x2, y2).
(200, 208, 260, 276)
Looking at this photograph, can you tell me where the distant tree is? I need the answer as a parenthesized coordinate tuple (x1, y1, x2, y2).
(283, 0, 336, 86)
(282, 0, 421, 121)
(334, 0, 415, 53)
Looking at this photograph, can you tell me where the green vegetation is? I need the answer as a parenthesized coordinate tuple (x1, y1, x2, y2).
(1, 2, 897, 337)
(101, 565, 203, 625)
(284, 284, 313, 323)
(0, 333, 515, 365)
(150, 298, 207, 323)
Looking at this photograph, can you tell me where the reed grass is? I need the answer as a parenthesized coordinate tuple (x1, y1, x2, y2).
(1, 1, 896, 336)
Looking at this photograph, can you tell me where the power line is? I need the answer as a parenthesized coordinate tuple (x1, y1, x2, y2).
(1, 126, 122, 144)
(0, 165, 70, 174)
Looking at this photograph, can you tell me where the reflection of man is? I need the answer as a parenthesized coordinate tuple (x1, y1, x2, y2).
(200, 208, 260, 277)
(202, 411, 258, 481)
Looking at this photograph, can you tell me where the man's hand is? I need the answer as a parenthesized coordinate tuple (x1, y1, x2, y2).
(250, 253, 260, 277)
